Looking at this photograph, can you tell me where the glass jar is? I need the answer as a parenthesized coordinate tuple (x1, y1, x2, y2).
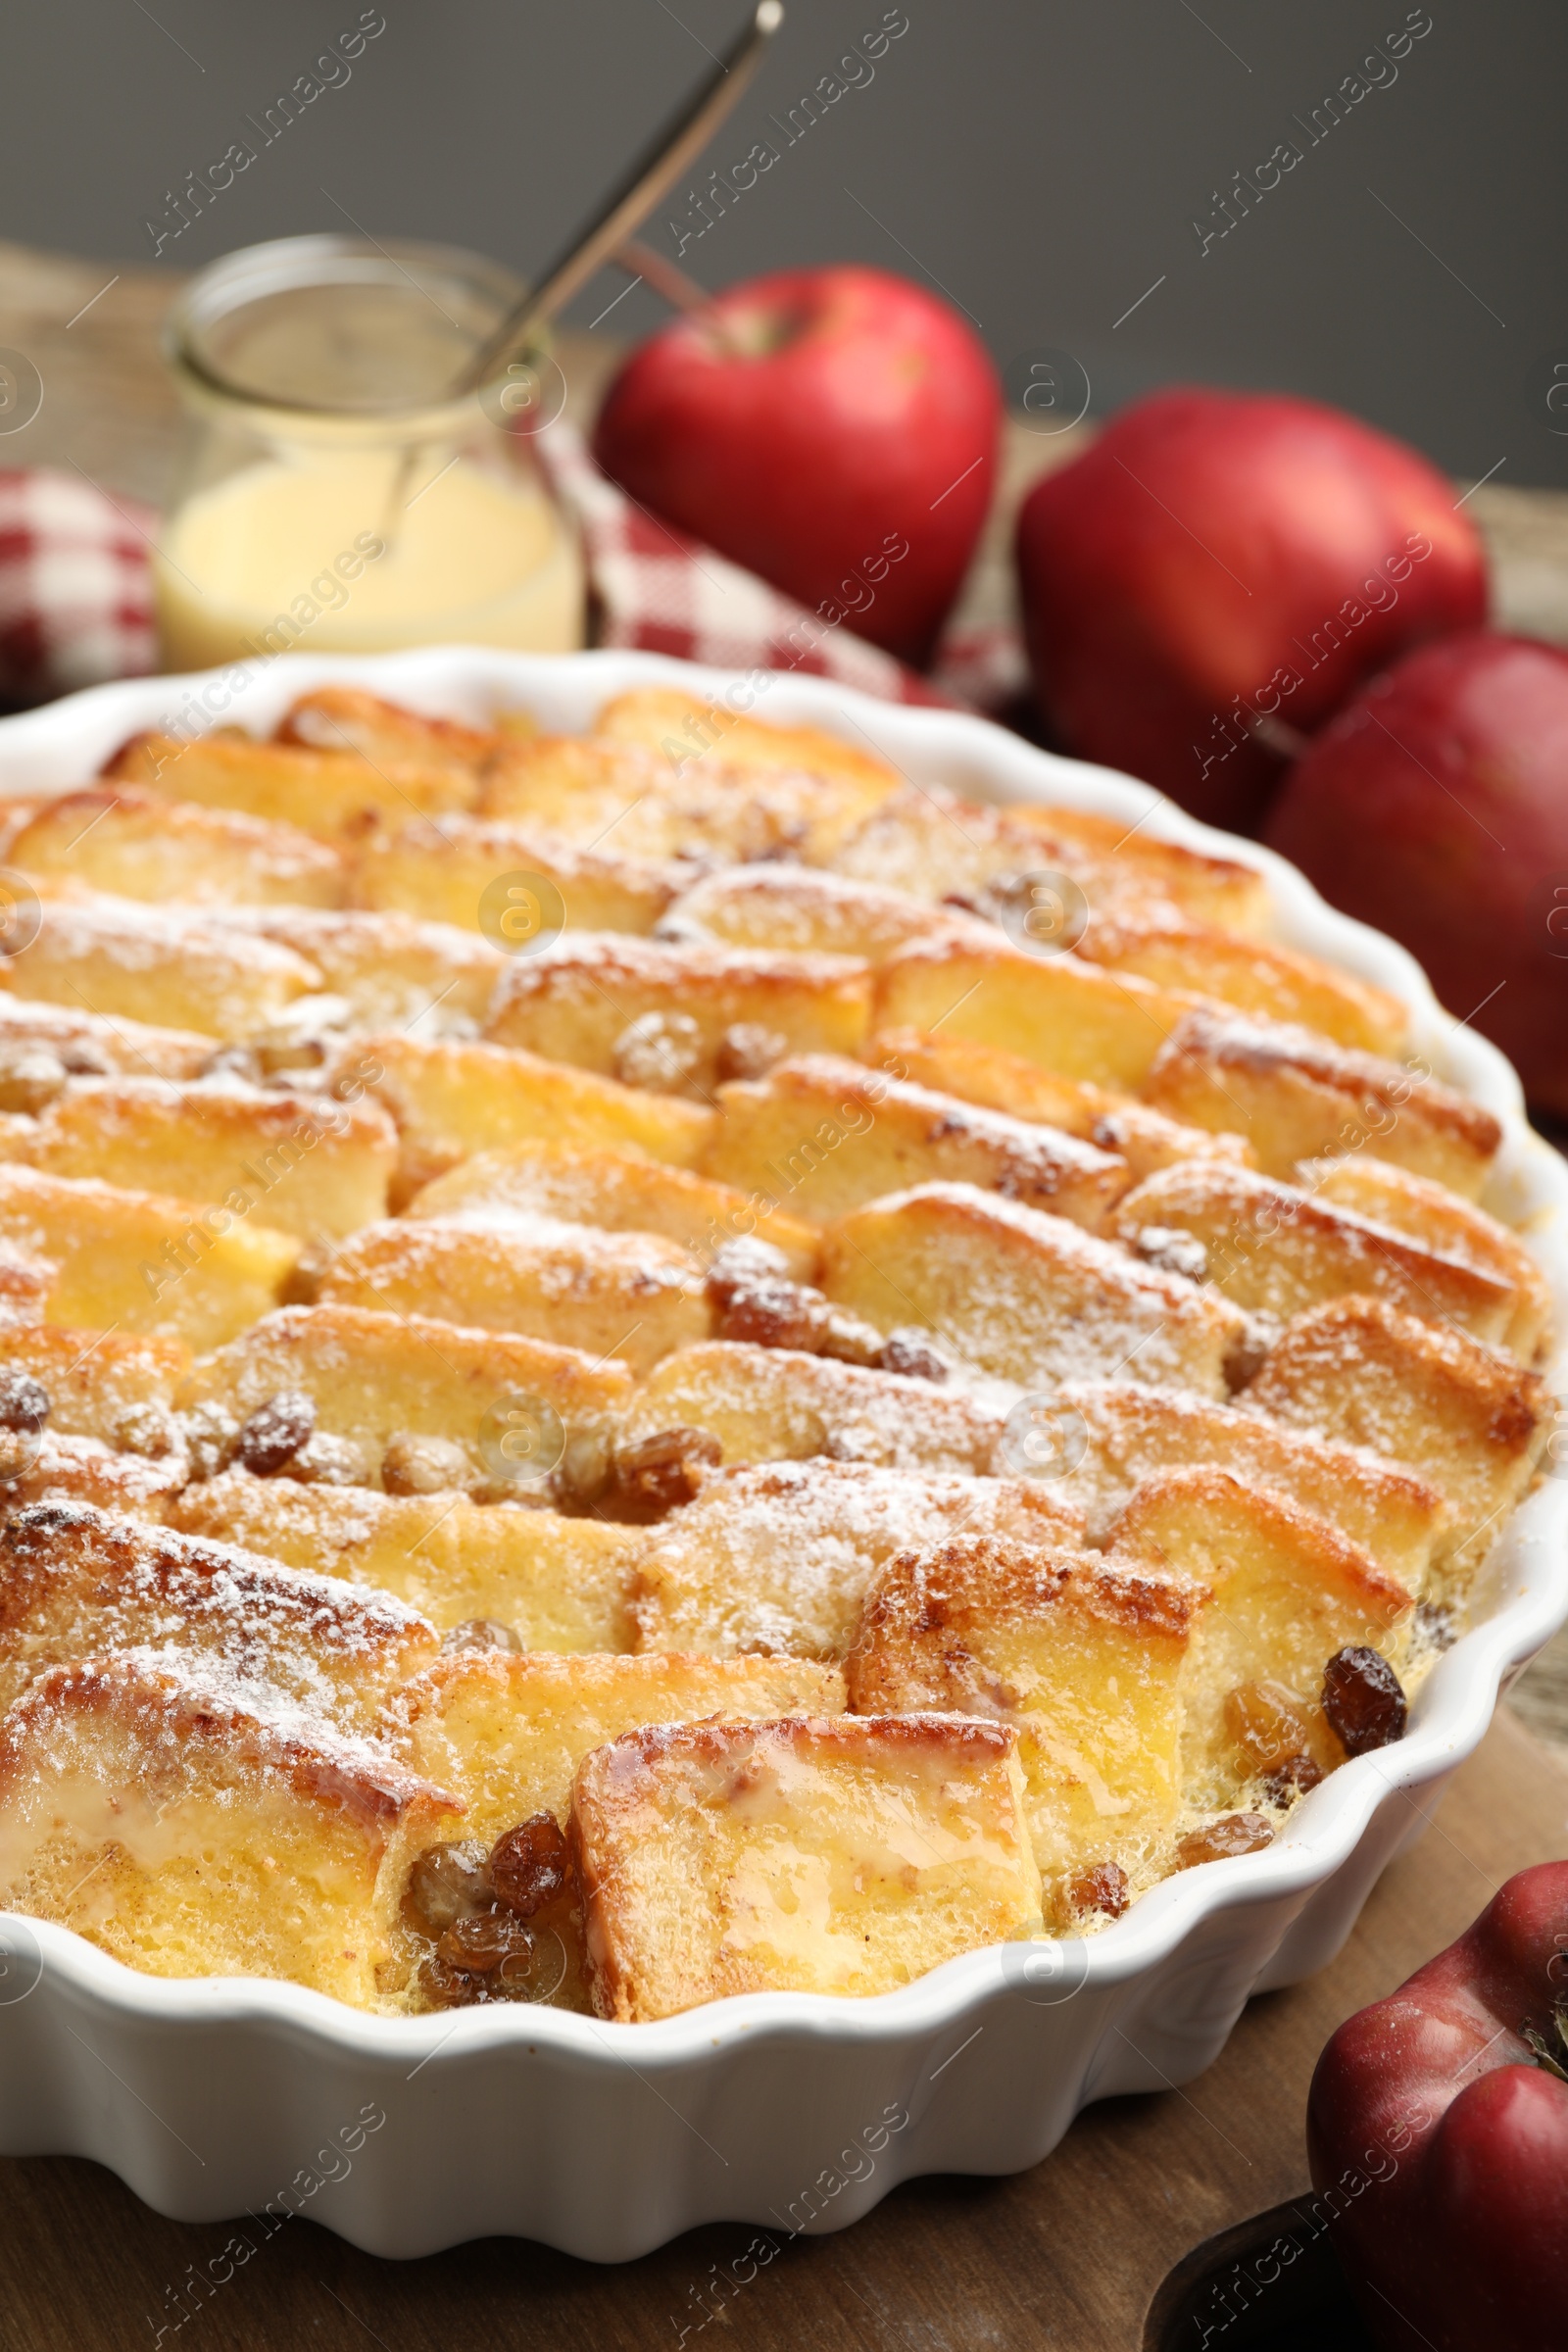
(154, 234, 584, 671)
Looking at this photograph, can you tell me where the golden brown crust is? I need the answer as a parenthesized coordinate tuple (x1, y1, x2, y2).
(0, 1499, 438, 1723)
(847, 1534, 1200, 1713)
(703, 1054, 1131, 1230)
(1112, 1160, 1516, 1344)
(1144, 1008, 1501, 1193)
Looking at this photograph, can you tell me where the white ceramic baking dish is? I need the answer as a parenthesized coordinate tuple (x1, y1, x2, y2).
(0, 647, 1561, 2264)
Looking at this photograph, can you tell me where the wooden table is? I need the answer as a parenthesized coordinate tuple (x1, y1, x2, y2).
(1, 238, 1566, 2346)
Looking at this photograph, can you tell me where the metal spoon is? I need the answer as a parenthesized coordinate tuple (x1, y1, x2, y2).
(383, 0, 781, 544)
(453, 0, 782, 399)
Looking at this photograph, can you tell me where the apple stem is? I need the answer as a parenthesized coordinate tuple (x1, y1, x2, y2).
(613, 239, 748, 356)
(616, 237, 710, 315)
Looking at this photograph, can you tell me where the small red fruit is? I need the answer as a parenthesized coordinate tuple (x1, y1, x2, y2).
(592, 265, 1000, 665)
(1266, 632, 1568, 1115)
(1014, 388, 1488, 829)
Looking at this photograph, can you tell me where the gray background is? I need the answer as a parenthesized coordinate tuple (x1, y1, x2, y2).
(2, 0, 1564, 481)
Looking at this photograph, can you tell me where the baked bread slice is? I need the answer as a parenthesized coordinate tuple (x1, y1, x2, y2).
(1298, 1156, 1551, 1361)
(593, 688, 902, 833)
(572, 1713, 1042, 2021)
(390, 1649, 843, 1845)
(1244, 1296, 1548, 1578)
(873, 932, 1191, 1091)
(0, 1163, 299, 1350)
(0, 1324, 190, 1445)
(873, 1027, 1254, 1183)
(484, 936, 872, 1097)
(1142, 1009, 1500, 1197)
(0, 997, 213, 1087)
(1054, 1379, 1448, 1592)
(0, 892, 323, 1041)
(660, 864, 979, 964)
(0, 1432, 188, 1521)
(355, 814, 682, 939)
(5, 1077, 396, 1241)
(630, 1459, 1085, 1660)
(1102, 1469, 1414, 1800)
(232, 907, 504, 1036)
(0, 1500, 438, 1726)
(333, 1032, 713, 1205)
(105, 729, 476, 836)
(1073, 910, 1407, 1054)
(312, 1217, 707, 1373)
(819, 1183, 1248, 1396)
(176, 1303, 633, 1494)
(703, 1054, 1131, 1230)
(279, 684, 496, 776)
(621, 1341, 1007, 1475)
(846, 1536, 1196, 1913)
(823, 782, 1266, 931)
(0, 1651, 463, 2007)
(1111, 1162, 1517, 1346)
(7, 787, 347, 909)
(405, 1141, 818, 1278)
(170, 1474, 646, 1650)
(479, 732, 870, 864)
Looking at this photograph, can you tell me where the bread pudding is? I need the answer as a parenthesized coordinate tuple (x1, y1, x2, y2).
(0, 680, 1549, 2025)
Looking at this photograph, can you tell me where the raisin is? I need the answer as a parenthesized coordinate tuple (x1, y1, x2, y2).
(489, 1815, 572, 1919)
(815, 1307, 886, 1368)
(604, 1425, 719, 1522)
(403, 1839, 492, 1936)
(879, 1329, 948, 1383)
(713, 1023, 788, 1084)
(0, 1371, 49, 1434)
(1262, 1753, 1325, 1806)
(382, 1433, 471, 1495)
(440, 1619, 522, 1654)
(545, 1427, 614, 1515)
(112, 1403, 178, 1459)
(1414, 1600, 1458, 1654)
(706, 1238, 791, 1304)
(437, 1910, 536, 1975)
(279, 1432, 368, 1487)
(1175, 1813, 1275, 1869)
(1322, 1646, 1407, 1757)
(1223, 1681, 1314, 1775)
(709, 1253, 885, 1368)
(1128, 1224, 1209, 1284)
(417, 1953, 486, 2008)
(713, 1274, 822, 1352)
(1069, 1861, 1130, 1919)
(235, 1390, 316, 1476)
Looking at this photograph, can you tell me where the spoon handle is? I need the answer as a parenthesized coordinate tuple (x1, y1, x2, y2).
(453, 0, 783, 397)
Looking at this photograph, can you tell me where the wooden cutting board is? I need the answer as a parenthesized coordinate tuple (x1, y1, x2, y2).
(2, 1707, 1562, 2352)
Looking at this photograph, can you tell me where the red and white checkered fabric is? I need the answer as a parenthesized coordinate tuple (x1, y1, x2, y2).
(0, 469, 158, 706)
(534, 423, 969, 706)
(0, 439, 1023, 714)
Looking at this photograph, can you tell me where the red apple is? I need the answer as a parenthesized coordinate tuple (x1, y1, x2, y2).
(592, 266, 1000, 665)
(1015, 388, 1489, 830)
(1265, 633, 1568, 1113)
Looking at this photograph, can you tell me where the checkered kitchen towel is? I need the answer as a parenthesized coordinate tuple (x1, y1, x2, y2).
(0, 468, 159, 706)
(0, 430, 1023, 710)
